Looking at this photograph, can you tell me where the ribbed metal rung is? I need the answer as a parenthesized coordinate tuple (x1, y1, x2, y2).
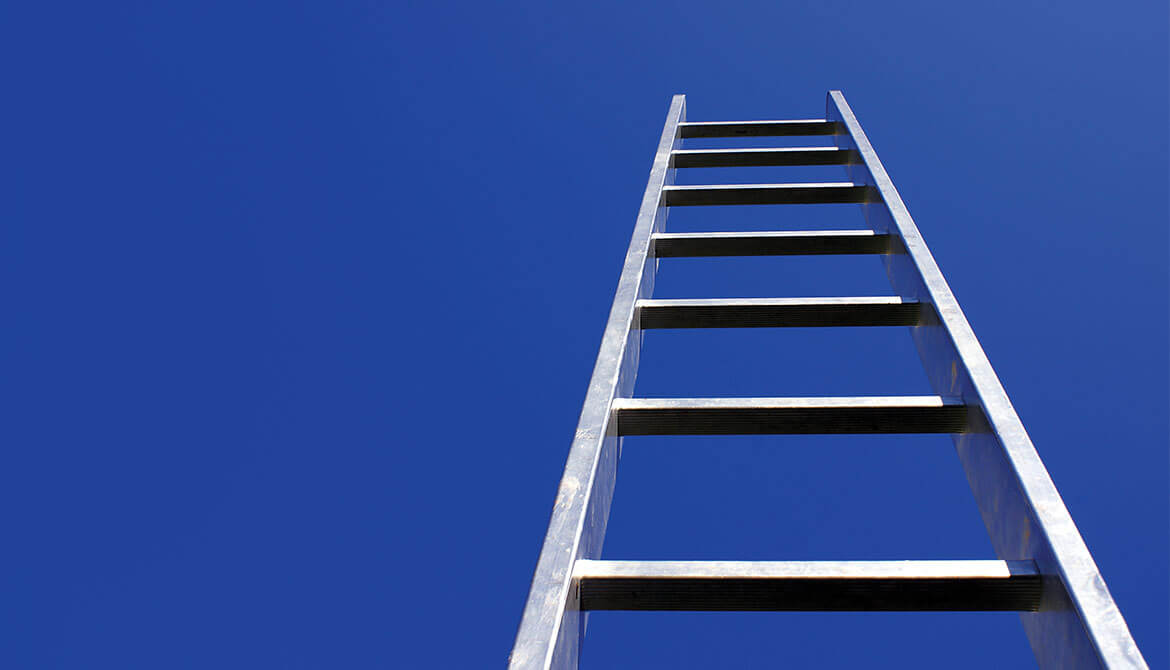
(653, 231, 894, 257)
(613, 396, 971, 435)
(637, 297, 922, 329)
(575, 560, 1042, 611)
(662, 183, 872, 206)
(671, 147, 859, 168)
(679, 120, 839, 138)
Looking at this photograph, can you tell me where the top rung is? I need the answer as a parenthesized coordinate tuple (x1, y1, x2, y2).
(679, 120, 839, 138)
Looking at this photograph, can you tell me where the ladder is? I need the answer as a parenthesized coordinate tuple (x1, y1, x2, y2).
(508, 91, 1146, 669)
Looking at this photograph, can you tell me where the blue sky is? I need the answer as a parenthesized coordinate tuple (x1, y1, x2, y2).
(4, 1, 1166, 668)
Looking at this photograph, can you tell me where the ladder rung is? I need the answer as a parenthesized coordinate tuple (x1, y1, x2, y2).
(575, 559, 1042, 611)
(653, 230, 892, 257)
(638, 297, 921, 329)
(662, 183, 872, 206)
(671, 147, 859, 168)
(679, 120, 839, 138)
(613, 396, 970, 435)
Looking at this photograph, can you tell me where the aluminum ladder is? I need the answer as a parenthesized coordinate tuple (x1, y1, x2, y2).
(508, 91, 1146, 669)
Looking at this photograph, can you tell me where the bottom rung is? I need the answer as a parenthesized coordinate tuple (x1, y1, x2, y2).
(575, 560, 1041, 611)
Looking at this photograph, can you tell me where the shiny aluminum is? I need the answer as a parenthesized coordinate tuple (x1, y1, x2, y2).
(574, 559, 1043, 612)
(636, 296, 922, 329)
(509, 92, 1146, 669)
(507, 95, 685, 670)
(828, 90, 1145, 668)
(678, 119, 837, 137)
(670, 147, 858, 168)
(612, 395, 970, 436)
(651, 230, 890, 257)
(661, 181, 870, 206)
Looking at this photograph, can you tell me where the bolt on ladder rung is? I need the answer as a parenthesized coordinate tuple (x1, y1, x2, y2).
(679, 119, 839, 137)
(637, 297, 923, 329)
(575, 559, 1042, 612)
(652, 230, 894, 257)
(662, 182, 872, 206)
(670, 147, 860, 168)
(613, 396, 971, 435)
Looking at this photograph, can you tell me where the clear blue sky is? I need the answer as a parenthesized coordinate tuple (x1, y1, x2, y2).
(4, 1, 1166, 668)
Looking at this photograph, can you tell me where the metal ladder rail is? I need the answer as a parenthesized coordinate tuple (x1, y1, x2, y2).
(508, 93, 1146, 669)
(508, 95, 685, 670)
(827, 90, 1144, 669)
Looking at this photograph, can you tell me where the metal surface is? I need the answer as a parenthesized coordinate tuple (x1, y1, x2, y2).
(652, 230, 892, 257)
(662, 182, 871, 206)
(507, 95, 685, 670)
(827, 90, 1145, 668)
(679, 119, 837, 137)
(575, 560, 1042, 611)
(670, 147, 858, 168)
(637, 296, 922, 329)
(511, 93, 1146, 669)
(613, 395, 970, 435)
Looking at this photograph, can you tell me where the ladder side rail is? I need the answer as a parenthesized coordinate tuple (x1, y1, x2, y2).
(508, 95, 685, 670)
(827, 90, 1146, 669)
